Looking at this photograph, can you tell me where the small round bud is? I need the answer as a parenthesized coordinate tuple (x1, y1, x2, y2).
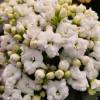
(11, 26, 16, 35)
(81, 56, 90, 65)
(88, 40, 94, 49)
(55, 69, 64, 79)
(30, 39, 37, 48)
(64, 70, 71, 78)
(35, 69, 45, 79)
(40, 91, 46, 97)
(88, 88, 96, 95)
(10, 53, 20, 61)
(16, 62, 22, 68)
(72, 17, 80, 26)
(9, 18, 16, 25)
(14, 34, 22, 41)
(16, 23, 25, 34)
(32, 95, 41, 100)
(23, 39, 30, 46)
(46, 72, 55, 80)
(7, 13, 14, 19)
(73, 59, 81, 67)
(7, 51, 13, 56)
(0, 85, 5, 94)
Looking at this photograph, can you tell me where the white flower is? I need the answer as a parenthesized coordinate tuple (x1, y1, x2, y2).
(2, 64, 21, 89)
(90, 41, 100, 61)
(64, 36, 89, 58)
(58, 60, 70, 71)
(56, 21, 77, 37)
(16, 74, 35, 95)
(43, 79, 69, 100)
(21, 47, 46, 74)
(84, 58, 99, 80)
(0, 35, 16, 51)
(68, 67, 89, 91)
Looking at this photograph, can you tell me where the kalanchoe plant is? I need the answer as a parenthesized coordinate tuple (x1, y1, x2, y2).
(0, 0, 100, 100)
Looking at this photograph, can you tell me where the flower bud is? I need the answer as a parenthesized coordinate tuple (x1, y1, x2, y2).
(11, 26, 16, 35)
(40, 91, 46, 97)
(72, 59, 81, 67)
(55, 69, 64, 79)
(64, 70, 71, 78)
(0, 85, 4, 94)
(10, 53, 20, 61)
(35, 69, 45, 79)
(32, 95, 41, 100)
(16, 61, 22, 68)
(88, 88, 96, 95)
(46, 72, 55, 80)
(14, 34, 22, 41)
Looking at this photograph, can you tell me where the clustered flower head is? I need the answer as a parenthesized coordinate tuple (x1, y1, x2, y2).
(0, 0, 100, 100)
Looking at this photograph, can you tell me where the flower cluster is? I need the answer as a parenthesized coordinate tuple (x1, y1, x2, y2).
(0, 0, 100, 100)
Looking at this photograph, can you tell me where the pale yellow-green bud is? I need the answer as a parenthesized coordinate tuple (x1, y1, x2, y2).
(13, 45, 21, 54)
(88, 40, 94, 49)
(72, 17, 80, 26)
(55, 69, 64, 79)
(46, 72, 55, 80)
(11, 26, 16, 35)
(35, 69, 45, 79)
(68, 5, 77, 12)
(0, 85, 4, 94)
(88, 88, 96, 95)
(23, 39, 30, 46)
(7, 51, 13, 56)
(64, 70, 71, 78)
(7, 13, 14, 19)
(14, 34, 22, 41)
(32, 95, 41, 100)
(9, 18, 16, 25)
(73, 59, 81, 67)
(16, 62, 22, 68)
(30, 39, 37, 48)
(16, 23, 25, 34)
(59, 7, 68, 18)
(10, 53, 20, 61)
(40, 91, 46, 97)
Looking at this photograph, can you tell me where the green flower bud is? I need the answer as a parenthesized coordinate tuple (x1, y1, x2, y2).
(73, 59, 81, 67)
(40, 91, 46, 97)
(64, 70, 71, 78)
(23, 39, 30, 46)
(14, 34, 22, 41)
(11, 26, 16, 35)
(0, 85, 5, 94)
(32, 95, 41, 100)
(88, 88, 96, 95)
(9, 18, 16, 25)
(46, 72, 55, 80)
(72, 17, 80, 26)
(7, 13, 14, 19)
(30, 39, 37, 48)
(55, 69, 64, 79)
(0, 17, 3, 24)
(13, 45, 21, 54)
(16, 61, 22, 68)
(16, 23, 25, 35)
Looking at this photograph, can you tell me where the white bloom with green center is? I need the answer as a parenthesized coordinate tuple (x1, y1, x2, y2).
(43, 79, 69, 100)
